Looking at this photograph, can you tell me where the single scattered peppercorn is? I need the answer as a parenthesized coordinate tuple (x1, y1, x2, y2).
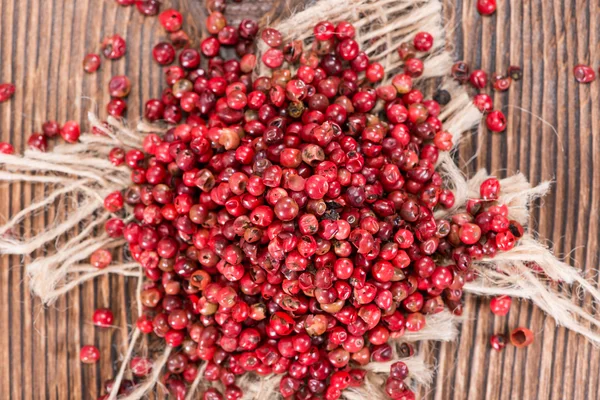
(90, 249, 112, 269)
(469, 69, 488, 89)
(80, 345, 100, 364)
(83, 54, 102, 73)
(60, 121, 81, 143)
(507, 65, 522, 81)
(492, 73, 511, 91)
(101, 34, 127, 60)
(451, 61, 470, 84)
(27, 134, 48, 152)
(489, 295, 512, 316)
(93, 308, 115, 327)
(413, 32, 434, 52)
(159, 9, 183, 32)
(0, 83, 16, 103)
(486, 110, 507, 132)
(490, 334, 506, 351)
(136, 0, 161, 16)
(477, 0, 497, 15)
(510, 327, 534, 348)
(108, 75, 132, 98)
(42, 120, 60, 137)
(473, 93, 493, 113)
(107, 98, 128, 117)
(0, 142, 15, 154)
(573, 64, 596, 83)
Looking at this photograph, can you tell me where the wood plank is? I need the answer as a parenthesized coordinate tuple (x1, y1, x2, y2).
(0, 0, 598, 398)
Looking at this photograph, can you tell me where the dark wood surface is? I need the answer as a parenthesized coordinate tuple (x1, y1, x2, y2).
(1, 0, 599, 399)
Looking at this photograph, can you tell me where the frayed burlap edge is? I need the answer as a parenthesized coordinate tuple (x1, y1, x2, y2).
(1, 0, 598, 398)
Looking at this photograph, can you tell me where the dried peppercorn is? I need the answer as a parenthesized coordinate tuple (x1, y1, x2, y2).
(451, 61, 470, 84)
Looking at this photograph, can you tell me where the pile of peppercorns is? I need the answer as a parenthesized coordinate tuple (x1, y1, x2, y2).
(85, 3, 532, 398)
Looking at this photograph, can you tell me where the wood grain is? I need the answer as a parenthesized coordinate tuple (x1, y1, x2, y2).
(0, 0, 598, 399)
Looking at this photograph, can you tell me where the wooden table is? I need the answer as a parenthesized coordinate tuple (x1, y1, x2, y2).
(1, 0, 598, 399)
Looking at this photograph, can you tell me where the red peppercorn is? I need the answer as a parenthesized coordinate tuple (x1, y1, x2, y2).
(366, 63, 385, 83)
(490, 334, 507, 351)
(413, 32, 434, 52)
(104, 191, 124, 212)
(451, 62, 469, 84)
(477, 0, 497, 15)
(135, 0, 160, 16)
(101, 34, 127, 60)
(153, 42, 176, 65)
(179, 49, 201, 69)
(0, 83, 16, 103)
(270, 311, 295, 336)
(108, 147, 125, 166)
(573, 64, 596, 83)
(136, 315, 153, 334)
(218, 26, 239, 46)
(492, 73, 512, 91)
(0, 142, 15, 154)
(510, 327, 534, 348)
(404, 58, 424, 78)
(159, 9, 183, 32)
(90, 249, 112, 269)
(27, 134, 48, 152)
(60, 121, 81, 143)
(238, 18, 258, 39)
(469, 69, 488, 88)
(82, 53, 101, 73)
(200, 38, 220, 59)
(93, 308, 115, 327)
(334, 21, 355, 40)
(42, 120, 60, 137)
(394, 45, 411, 63)
(496, 231, 516, 251)
(305, 175, 329, 199)
(473, 93, 493, 113)
(314, 21, 335, 41)
(261, 28, 283, 48)
(405, 312, 425, 332)
(274, 197, 300, 221)
(508, 65, 522, 81)
(490, 295, 512, 316)
(486, 110, 507, 132)
(105, 218, 124, 238)
(262, 48, 284, 69)
(480, 177, 500, 200)
(107, 98, 128, 117)
(80, 345, 100, 364)
(386, 377, 409, 399)
(131, 356, 153, 377)
(206, 11, 227, 34)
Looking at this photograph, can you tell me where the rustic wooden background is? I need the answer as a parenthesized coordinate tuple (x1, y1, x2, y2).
(1, 0, 599, 399)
